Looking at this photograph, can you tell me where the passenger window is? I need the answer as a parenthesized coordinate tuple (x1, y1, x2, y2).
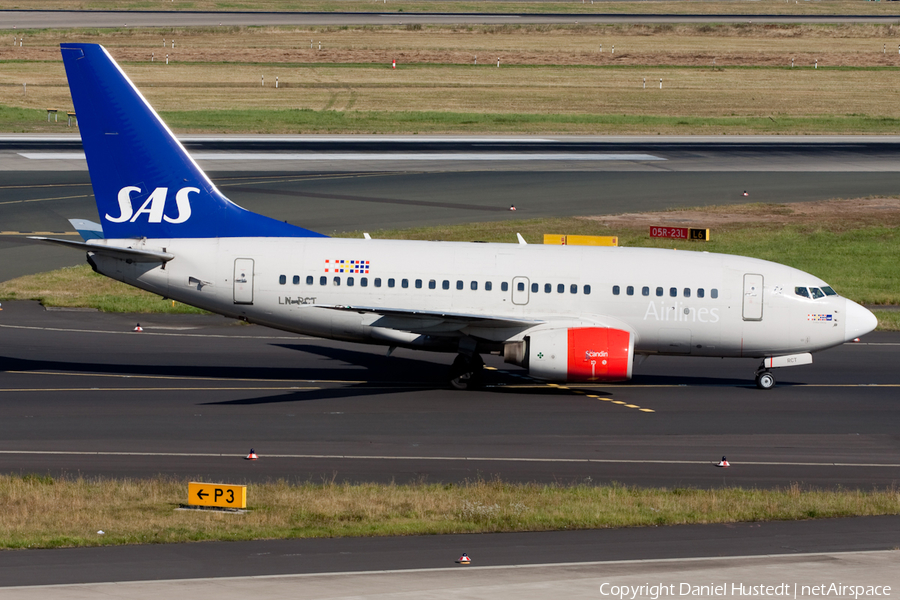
(485, 281, 492, 291)
(612, 285, 620, 296)
(443, 280, 450, 290)
(683, 288, 691, 298)
(374, 278, 382, 287)
(584, 285, 591, 295)
(557, 284, 564, 294)
(279, 275, 286, 285)
(333, 277, 341, 286)
(388, 278, 395, 288)
(626, 286, 634, 296)
(402, 279, 409, 288)
(822, 286, 837, 296)
(415, 279, 422, 289)
(531, 283, 538, 293)
(292, 275, 300, 285)
(544, 283, 551, 293)
(570, 284, 577, 294)
(711, 289, 718, 299)
(347, 277, 354, 287)
(517, 282, 525, 292)
(669, 287, 677, 297)
(811, 287, 825, 299)
(319, 276, 327, 286)
(656, 287, 663, 297)
(361, 277, 368, 287)
(457, 280, 464, 290)
(642, 286, 650, 297)
(501, 282, 509, 292)
(697, 288, 705, 298)
(428, 280, 436, 290)
(306, 275, 314, 285)
(471, 281, 478, 291)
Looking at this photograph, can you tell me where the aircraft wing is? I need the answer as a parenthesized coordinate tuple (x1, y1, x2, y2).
(322, 305, 543, 333)
(26, 236, 174, 263)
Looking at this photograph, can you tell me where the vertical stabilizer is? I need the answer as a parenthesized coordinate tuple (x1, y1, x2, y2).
(60, 43, 325, 240)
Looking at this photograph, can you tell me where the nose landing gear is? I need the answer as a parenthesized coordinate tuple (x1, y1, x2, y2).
(755, 367, 775, 390)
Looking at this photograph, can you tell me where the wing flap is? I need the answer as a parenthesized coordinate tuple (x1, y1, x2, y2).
(322, 305, 543, 333)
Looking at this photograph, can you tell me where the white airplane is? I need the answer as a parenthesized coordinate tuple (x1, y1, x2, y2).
(33, 43, 877, 390)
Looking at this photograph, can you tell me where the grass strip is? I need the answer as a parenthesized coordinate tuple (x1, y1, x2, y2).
(2, 474, 898, 549)
(157, 110, 900, 136)
(5, 105, 900, 136)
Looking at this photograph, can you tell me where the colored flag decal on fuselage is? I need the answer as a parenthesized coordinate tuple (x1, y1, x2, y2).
(325, 259, 370, 274)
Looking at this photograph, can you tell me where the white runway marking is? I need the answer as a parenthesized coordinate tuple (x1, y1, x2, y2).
(0, 450, 896, 468)
(19, 152, 666, 162)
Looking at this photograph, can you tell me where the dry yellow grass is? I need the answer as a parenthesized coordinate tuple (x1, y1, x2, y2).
(2, 0, 900, 16)
(3, 24, 900, 125)
(2, 475, 898, 548)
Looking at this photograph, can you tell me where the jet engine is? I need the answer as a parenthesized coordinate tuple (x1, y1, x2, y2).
(504, 327, 634, 382)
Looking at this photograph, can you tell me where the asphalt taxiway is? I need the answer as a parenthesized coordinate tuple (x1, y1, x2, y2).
(0, 300, 899, 593)
(2, 135, 899, 592)
(1, 300, 898, 489)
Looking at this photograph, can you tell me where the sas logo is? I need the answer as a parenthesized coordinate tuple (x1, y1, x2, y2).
(106, 186, 197, 224)
(584, 350, 609, 361)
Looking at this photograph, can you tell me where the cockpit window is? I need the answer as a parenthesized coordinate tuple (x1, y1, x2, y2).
(795, 287, 809, 298)
(822, 286, 837, 296)
(810, 287, 825, 299)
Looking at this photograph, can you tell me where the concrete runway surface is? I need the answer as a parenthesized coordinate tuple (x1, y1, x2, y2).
(0, 550, 898, 600)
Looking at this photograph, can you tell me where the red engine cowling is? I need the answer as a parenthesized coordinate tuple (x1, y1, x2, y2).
(525, 327, 634, 382)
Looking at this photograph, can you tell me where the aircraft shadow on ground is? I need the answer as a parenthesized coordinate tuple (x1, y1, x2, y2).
(0, 346, 774, 408)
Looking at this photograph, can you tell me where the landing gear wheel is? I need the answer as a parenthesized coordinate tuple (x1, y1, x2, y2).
(449, 353, 483, 390)
(755, 371, 775, 390)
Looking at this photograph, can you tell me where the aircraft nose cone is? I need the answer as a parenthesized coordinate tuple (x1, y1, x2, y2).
(844, 300, 878, 341)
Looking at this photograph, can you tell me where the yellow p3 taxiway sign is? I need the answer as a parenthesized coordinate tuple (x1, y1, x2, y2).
(188, 482, 246, 509)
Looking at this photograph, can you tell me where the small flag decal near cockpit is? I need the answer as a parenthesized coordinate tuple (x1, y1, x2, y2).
(325, 259, 370, 274)
(807, 314, 833, 322)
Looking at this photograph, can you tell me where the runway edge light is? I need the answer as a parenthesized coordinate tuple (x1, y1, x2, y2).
(245, 448, 258, 460)
(717, 456, 730, 468)
(456, 553, 471, 564)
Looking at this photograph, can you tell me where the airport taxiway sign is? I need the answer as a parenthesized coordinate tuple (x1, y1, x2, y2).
(188, 482, 247, 509)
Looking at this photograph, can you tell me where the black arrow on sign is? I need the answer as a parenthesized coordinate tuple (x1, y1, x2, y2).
(196, 489, 208, 500)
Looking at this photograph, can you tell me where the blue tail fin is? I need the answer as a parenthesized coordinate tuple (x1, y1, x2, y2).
(60, 43, 325, 240)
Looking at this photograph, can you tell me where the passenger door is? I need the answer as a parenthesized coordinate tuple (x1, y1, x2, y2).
(743, 273, 763, 321)
(233, 258, 254, 305)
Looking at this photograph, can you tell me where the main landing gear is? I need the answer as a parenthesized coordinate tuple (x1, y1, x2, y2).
(755, 366, 775, 390)
(449, 353, 484, 390)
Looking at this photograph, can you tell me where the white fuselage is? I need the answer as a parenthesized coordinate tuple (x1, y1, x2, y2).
(91, 237, 865, 359)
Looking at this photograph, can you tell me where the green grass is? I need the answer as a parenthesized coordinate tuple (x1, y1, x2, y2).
(0, 265, 208, 314)
(157, 109, 900, 136)
(1, 474, 897, 549)
(4, 106, 900, 136)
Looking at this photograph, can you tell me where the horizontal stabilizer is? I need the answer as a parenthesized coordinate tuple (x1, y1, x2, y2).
(27, 236, 174, 263)
(68, 218, 104, 240)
